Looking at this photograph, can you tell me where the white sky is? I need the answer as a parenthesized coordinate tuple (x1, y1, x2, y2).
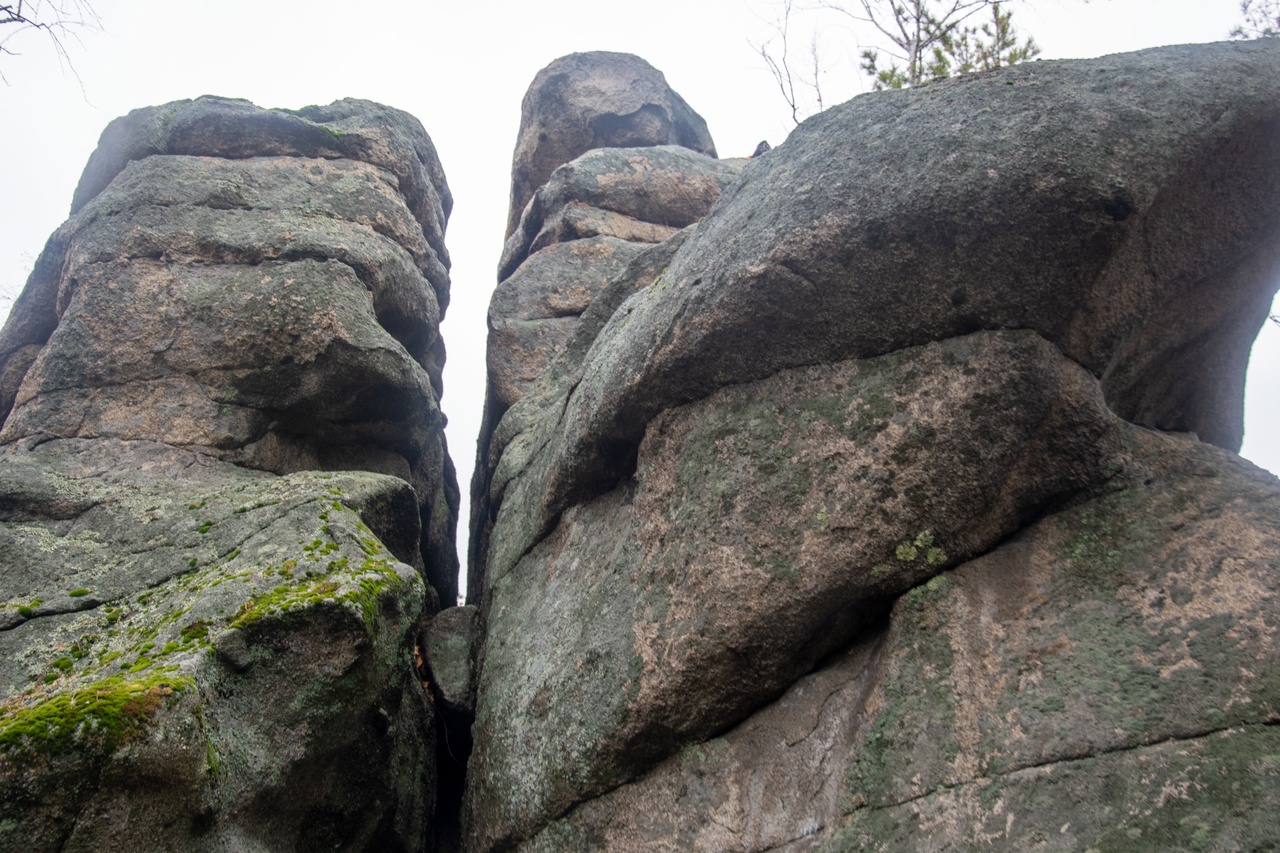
(2, 0, 1277, 585)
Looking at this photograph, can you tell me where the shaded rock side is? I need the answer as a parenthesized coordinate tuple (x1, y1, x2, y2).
(519, 430, 1280, 852)
(469, 231, 693, 601)
(504, 51, 716, 239)
(0, 97, 458, 851)
(464, 41, 1280, 852)
(0, 95, 460, 606)
(0, 439, 435, 852)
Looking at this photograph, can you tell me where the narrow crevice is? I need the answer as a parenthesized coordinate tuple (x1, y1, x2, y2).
(414, 637, 474, 853)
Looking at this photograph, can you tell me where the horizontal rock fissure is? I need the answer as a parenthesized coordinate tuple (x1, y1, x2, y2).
(852, 721, 1270, 817)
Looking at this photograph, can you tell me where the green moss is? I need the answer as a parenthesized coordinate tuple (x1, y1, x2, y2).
(180, 621, 209, 643)
(851, 391, 896, 437)
(196, 520, 215, 534)
(0, 673, 192, 760)
(226, 555, 403, 630)
(68, 589, 90, 598)
(205, 738, 223, 778)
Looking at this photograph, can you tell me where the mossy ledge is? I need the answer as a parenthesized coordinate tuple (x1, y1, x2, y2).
(0, 672, 192, 762)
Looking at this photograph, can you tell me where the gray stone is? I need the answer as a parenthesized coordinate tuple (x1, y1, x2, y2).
(0, 438, 435, 852)
(481, 40, 1280, 601)
(464, 330, 1127, 851)
(500, 145, 743, 281)
(422, 605, 479, 717)
(0, 96, 457, 852)
(504, 52, 717, 238)
(463, 41, 1280, 853)
(520, 430, 1280, 851)
(0, 96, 459, 607)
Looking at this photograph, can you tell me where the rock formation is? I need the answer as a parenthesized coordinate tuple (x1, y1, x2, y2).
(0, 97, 456, 851)
(471, 53, 743, 595)
(3, 38, 1280, 853)
(503, 51, 718, 239)
(465, 41, 1280, 852)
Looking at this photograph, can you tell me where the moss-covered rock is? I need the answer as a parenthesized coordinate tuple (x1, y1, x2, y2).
(0, 438, 435, 851)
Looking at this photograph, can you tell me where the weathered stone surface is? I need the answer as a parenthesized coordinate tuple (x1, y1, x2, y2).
(0, 96, 459, 607)
(518, 430, 1280, 851)
(0, 97, 456, 851)
(422, 605, 479, 717)
(504, 52, 716, 238)
(464, 41, 1280, 853)
(473, 62, 738, 612)
(468, 231, 692, 599)
(464, 330, 1127, 850)
(487, 237, 648, 412)
(479, 40, 1280, 610)
(0, 438, 435, 851)
(500, 145, 744, 280)
(69, 96, 452, 295)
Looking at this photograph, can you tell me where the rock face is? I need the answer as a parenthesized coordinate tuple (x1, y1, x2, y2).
(472, 57, 741, 596)
(465, 41, 1280, 853)
(503, 51, 717, 239)
(0, 98, 456, 851)
(0, 96, 459, 607)
(3, 41, 1280, 853)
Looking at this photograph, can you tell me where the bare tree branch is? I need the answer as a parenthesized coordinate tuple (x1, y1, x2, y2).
(753, 0, 808, 125)
(0, 0, 101, 87)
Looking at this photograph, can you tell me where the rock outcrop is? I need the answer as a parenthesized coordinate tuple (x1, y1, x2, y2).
(465, 41, 1280, 852)
(3, 39, 1279, 853)
(471, 54, 743, 596)
(503, 52, 717, 239)
(0, 98, 456, 851)
(0, 96, 459, 607)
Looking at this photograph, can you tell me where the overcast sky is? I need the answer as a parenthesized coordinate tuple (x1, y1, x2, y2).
(2, 0, 1277, 582)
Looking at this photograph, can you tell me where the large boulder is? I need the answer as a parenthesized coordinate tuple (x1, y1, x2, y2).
(517, 432, 1280, 850)
(504, 52, 717, 238)
(0, 439, 435, 852)
(466, 330, 1128, 850)
(518, 432, 1280, 851)
(0, 97, 457, 851)
(0, 96, 460, 606)
(480, 40, 1280, 601)
(464, 41, 1280, 852)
